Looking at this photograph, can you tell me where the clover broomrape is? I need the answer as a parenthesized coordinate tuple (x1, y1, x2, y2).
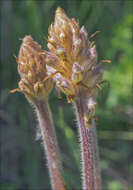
(11, 7, 109, 190)
(11, 36, 66, 190)
(46, 7, 103, 190)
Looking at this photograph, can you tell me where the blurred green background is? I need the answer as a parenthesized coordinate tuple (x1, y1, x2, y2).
(0, 0, 132, 190)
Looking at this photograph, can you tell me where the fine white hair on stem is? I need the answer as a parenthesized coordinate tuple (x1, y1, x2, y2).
(73, 94, 101, 190)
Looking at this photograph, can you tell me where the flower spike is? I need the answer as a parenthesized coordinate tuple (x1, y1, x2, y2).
(47, 7, 102, 102)
(11, 35, 66, 190)
(11, 35, 54, 104)
(47, 7, 104, 190)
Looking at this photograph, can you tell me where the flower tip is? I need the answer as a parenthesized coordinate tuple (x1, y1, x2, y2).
(9, 88, 21, 94)
(80, 26, 87, 35)
(56, 6, 64, 14)
(100, 59, 112, 64)
(55, 6, 68, 22)
(22, 35, 33, 43)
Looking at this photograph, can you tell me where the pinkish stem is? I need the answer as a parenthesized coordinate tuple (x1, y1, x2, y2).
(73, 92, 101, 190)
(36, 99, 66, 190)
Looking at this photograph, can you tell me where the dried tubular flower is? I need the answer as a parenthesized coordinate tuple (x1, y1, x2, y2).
(11, 36, 66, 190)
(47, 7, 102, 190)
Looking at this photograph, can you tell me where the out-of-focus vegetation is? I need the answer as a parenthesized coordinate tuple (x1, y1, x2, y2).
(0, 0, 132, 190)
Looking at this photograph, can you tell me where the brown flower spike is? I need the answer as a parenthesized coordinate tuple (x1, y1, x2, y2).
(47, 7, 103, 190)
(11, 35, 53, 104)
(11, 36, 66, 190)
(47, 7, 102, 102)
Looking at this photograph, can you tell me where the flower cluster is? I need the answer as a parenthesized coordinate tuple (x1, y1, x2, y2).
(11, 7, 104, 105)
(46, 7, 103, 102)
(11, 36, 54, 104)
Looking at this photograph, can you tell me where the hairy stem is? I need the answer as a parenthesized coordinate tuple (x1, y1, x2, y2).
(35, 99, 66, 190)
(73, 92, 101, 190)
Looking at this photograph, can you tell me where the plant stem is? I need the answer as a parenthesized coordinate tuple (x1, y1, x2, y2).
(35, 99, 66, 190)
(73, 91, 101, 190)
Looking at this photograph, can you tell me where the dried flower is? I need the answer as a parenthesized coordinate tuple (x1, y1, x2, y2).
(47, 7, 103, 102)
(10, 36, 54, 104)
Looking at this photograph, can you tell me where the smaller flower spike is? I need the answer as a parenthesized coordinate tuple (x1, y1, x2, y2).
(10, 35, 53, 104)
(47, 7, 102, 102)
(11, 35, 66, 190)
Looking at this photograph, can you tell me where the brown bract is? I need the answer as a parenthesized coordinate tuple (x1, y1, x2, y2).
(11, 36, 54, 104)
(47, 7, 103, 102)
